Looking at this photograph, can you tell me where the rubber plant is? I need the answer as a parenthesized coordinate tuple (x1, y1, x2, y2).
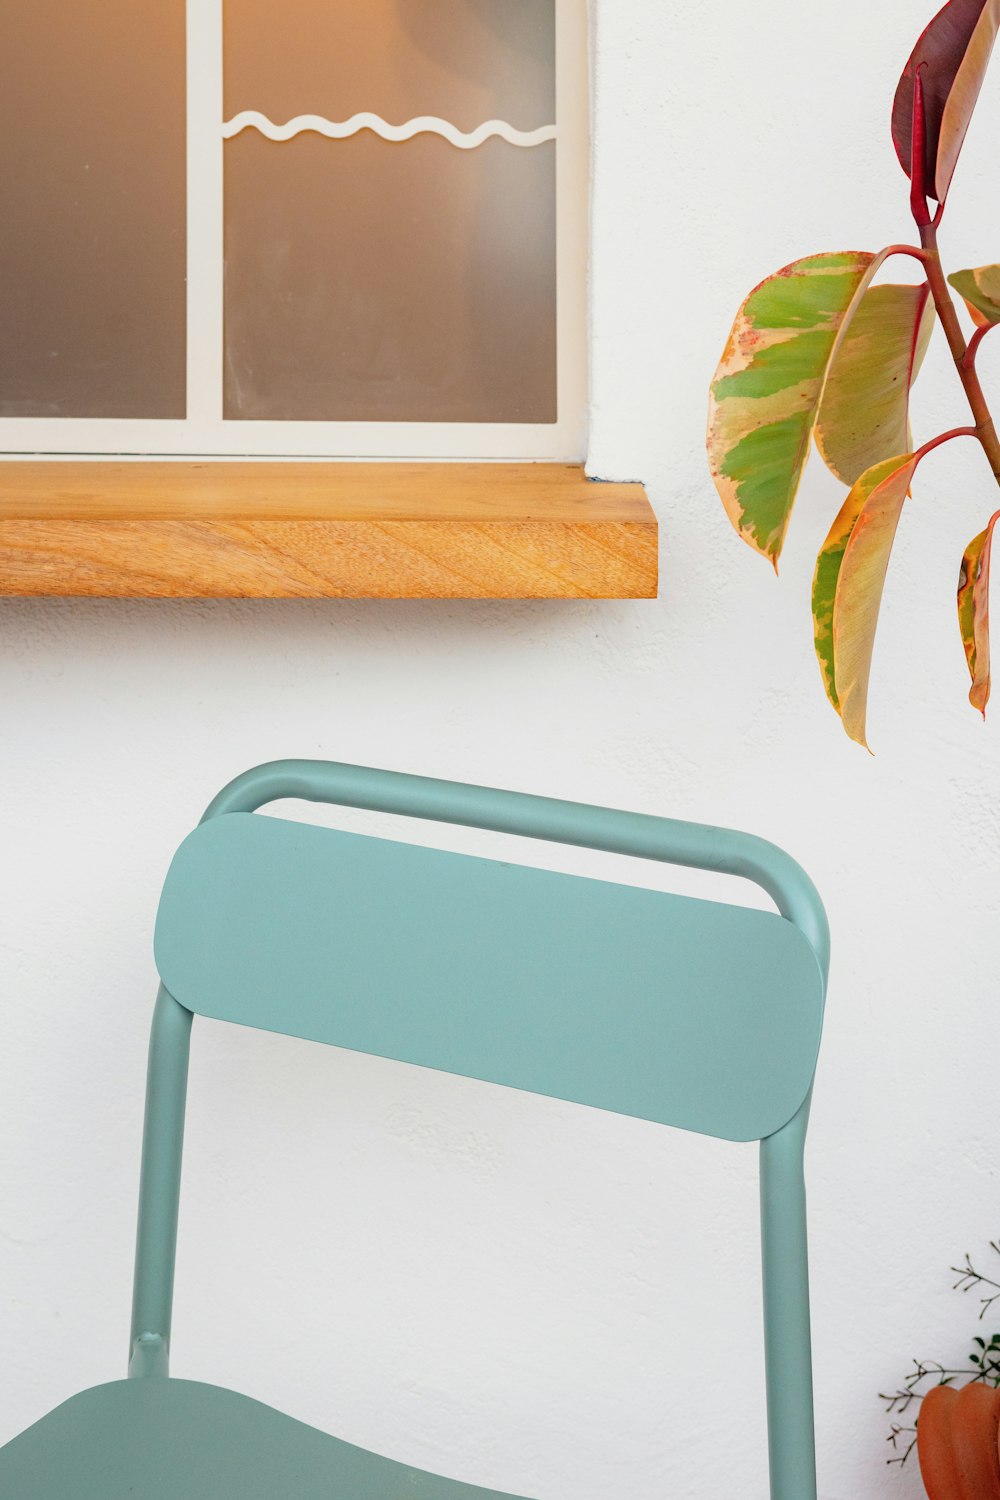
(707, 0, 1000, 749)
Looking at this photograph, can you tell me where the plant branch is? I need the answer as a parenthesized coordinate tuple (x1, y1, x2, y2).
(915, 426, 980, 463)
(919, 220, 1000, 486)
(964, 324, 996, 372)
(886, 1423, 918, 1468)
(884, 243, 932, 265)
(953, 1246, 1000, 1317)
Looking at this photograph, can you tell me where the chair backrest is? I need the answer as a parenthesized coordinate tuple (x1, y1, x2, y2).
(130, 760, 830, 1500)
(154, 810, 823, 1143)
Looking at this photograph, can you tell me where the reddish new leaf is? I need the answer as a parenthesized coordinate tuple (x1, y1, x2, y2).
(892, 0, 1000, 203)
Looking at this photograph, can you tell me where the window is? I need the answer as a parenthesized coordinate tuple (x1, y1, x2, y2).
(0, 1, 588, 460)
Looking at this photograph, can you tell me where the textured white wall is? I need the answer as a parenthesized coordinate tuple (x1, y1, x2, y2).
(2, 3, 999, 1496)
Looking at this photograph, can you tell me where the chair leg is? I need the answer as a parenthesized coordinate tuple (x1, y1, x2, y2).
(759, 1102, 817, 1500)
(129, 985, 192, 1377)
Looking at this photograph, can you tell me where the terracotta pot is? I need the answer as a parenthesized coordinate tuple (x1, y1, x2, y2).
(918, 1383, 1000, 1499)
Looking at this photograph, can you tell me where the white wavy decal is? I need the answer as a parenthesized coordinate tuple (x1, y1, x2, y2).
(222, 110, 557, 149)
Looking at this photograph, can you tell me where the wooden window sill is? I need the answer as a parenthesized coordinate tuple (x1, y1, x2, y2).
(0, 461, 657, 600)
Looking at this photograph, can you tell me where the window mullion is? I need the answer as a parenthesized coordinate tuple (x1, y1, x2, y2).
(186, 0, 225, 434)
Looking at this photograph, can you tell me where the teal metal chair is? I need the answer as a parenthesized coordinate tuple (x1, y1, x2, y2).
(0, 759, 829, 1499)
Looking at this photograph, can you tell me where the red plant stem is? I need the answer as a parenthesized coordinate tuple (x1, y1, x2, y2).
(907, 56, 1000, 487)
(885, 243, 932, 264)
(919, 220, 1000, 487)
(964, 324, 994, 372)
(914, 426, 979, 463)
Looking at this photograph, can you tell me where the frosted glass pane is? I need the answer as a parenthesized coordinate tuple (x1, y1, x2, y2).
(0, 0, 186, 419)
(225, 0, 555, 132)
(224, 133, 556, 423)
(223, 0, 557, 424)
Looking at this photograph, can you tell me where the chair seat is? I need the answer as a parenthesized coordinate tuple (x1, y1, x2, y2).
(0, 1375, 533, 1499)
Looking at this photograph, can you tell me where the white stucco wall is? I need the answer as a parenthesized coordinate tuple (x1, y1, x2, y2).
(2, 3, 999, 1496)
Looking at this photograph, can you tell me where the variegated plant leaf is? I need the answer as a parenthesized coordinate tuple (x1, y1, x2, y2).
(834, 454, 919, 748)
(708, 251, 890, 566)
(815, 284, 935, 485)
(948, 263, 1000, 325)
(957, 511, 999, 712)
(812, 481, 864, 717)
(812, 454, 918, 745)
(892, 0, 1000, 203)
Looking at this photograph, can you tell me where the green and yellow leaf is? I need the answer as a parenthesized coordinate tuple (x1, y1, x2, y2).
(708, 251, 882, 566)
(948, 263, 1000, 326)
(957, 510, 999, 712)
(812, 453, 918, 747)
(815, 284, 935, 485)
(812, 482, 863, 716)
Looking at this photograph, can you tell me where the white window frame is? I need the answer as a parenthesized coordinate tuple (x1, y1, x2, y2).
(1, 0, 588, 462)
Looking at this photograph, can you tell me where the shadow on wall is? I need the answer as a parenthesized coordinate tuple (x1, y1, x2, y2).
(0, 596, 664, 654)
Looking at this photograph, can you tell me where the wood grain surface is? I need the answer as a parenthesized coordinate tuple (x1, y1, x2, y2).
(0, 462, 658, 599)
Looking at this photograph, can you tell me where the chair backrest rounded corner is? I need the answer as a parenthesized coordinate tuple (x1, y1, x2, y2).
(726, 832, 830, 990)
